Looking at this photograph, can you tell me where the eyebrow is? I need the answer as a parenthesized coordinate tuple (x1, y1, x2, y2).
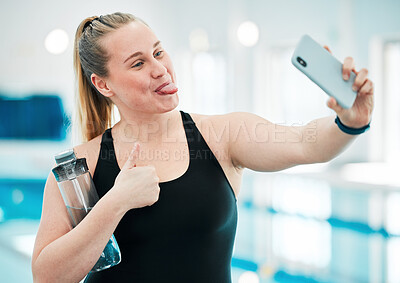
(123, 41, 161, 64)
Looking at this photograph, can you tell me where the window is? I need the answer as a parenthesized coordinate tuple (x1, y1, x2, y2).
(254, 46, 333, 127)
(382, 41, 400, 163)
(369, 37, 400, 162)
(176, 51, 228, 115)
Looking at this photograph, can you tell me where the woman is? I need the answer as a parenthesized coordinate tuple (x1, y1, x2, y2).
(31, 12, 374, 283)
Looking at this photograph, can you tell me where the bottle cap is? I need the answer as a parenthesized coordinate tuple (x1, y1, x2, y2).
(52, 150, 88, 181)
(55, 149, 76, 164)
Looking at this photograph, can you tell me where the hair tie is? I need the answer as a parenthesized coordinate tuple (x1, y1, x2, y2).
(83, 17, 99, 32)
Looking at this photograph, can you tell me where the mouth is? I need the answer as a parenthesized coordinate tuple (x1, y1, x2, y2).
(155, 81, 178, 95)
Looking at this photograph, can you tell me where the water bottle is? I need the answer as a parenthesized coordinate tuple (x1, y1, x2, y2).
(52, 149, 121, 272)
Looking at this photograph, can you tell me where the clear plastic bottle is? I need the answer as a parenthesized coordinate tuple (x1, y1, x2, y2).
(52, 149, 121, 272)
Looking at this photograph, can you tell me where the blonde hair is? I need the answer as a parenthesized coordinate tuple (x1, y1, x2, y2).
(73, 12, 148, 142)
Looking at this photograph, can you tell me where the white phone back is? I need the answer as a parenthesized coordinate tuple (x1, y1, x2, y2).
(291, 34, 357, 109)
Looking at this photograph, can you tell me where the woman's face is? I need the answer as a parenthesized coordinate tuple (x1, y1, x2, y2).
(100, 21, 179, 116)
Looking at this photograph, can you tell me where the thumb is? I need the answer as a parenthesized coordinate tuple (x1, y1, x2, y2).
(122, 142, 140, 170)
(327, 97, 345, 114)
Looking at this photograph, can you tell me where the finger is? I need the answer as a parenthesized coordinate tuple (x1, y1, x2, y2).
(352, 68, 369, 92)
(122, 142, 140, 170)
(326, 97, 345, 114)
(358, 79, 374, 96)
(342, 57, 356, 80)
(323, 45, 332, 54)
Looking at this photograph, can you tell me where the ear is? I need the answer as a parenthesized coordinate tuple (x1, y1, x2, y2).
(91, 73, 113, 98)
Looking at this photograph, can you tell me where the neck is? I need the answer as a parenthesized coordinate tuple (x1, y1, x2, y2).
(112, 109, 179, 144)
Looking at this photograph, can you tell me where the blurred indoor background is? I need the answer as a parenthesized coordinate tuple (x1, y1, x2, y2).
(1, 0, 399, 282)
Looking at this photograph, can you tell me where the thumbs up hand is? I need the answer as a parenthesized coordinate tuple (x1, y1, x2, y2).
(109, 143, 160, 213)
(121, 142, 140, 170)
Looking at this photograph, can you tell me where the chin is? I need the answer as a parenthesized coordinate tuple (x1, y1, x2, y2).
(163, 94, 179, 112)
(157, 104, 178, 115)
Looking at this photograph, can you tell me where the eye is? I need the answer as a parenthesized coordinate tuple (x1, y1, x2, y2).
(154, 50, 163, 57)
(132, 61, 143, 68)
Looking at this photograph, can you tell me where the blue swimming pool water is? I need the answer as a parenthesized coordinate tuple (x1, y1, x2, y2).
(0, 179, 45, 221)
(1, 173, 399, 283)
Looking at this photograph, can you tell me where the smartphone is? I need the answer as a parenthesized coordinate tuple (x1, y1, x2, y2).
(291, 34, 357, 109)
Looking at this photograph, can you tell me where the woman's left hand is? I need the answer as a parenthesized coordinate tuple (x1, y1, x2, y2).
(323, 46, 374, 128)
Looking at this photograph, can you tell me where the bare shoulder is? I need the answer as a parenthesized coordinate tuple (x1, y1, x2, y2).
(189, 111, 247, 140)
(189, 111, 248, 127)
(188, 112, 240, 168)
(189, 111, 237, 129)
(73, 133, 103, 176)
(189, 112, 230, 139)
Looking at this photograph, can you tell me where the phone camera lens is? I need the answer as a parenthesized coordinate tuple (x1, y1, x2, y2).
(297, 57, 307, 67)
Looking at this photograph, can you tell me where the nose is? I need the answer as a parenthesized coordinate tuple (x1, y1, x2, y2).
(150, 58, 168, 79)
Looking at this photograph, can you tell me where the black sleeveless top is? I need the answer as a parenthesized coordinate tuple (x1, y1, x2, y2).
(84, 110, 238, 283)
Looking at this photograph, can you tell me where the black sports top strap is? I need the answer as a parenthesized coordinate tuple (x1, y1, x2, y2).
(92, 128, 119, 198)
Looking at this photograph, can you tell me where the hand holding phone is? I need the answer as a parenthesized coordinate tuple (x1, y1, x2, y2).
(291, 34, 357, 109)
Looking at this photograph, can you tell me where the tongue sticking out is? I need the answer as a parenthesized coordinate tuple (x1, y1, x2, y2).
(157, 82, 178, 94)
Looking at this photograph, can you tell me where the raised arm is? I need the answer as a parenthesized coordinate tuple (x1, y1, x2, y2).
(221, 111, 315, 172)
(226, 48, 374, 172)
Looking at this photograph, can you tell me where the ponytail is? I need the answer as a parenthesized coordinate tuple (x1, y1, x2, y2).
(73, 12, 147, 142)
